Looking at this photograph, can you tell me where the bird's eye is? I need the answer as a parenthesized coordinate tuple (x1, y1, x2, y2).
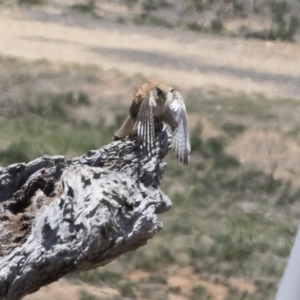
(169, 87, 174, 92)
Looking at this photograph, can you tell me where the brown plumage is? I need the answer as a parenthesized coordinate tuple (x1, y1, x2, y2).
(114, 78, 190, 165)
(129, 78, 170, 120)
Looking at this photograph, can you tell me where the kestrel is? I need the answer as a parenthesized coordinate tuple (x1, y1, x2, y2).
(114, 78, 191, 165)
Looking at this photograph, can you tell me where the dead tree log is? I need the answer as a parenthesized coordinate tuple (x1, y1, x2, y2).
(0, 127, 172, 300)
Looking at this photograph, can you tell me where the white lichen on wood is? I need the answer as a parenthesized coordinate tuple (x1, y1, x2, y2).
(0, 127, 172, 300)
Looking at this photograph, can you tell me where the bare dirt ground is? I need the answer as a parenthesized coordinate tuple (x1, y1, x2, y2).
(23, 266, 257, 300)
(23, 278, 120, 300)
(1, 5, 300, 99)
(2, 3, 300, 300)
(226, 130, 300, 185)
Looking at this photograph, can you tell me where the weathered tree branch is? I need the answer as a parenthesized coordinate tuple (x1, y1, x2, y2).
(0, 127, 172, 300)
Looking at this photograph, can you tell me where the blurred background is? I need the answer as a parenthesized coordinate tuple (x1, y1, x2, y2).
(1, 0, 300, 299)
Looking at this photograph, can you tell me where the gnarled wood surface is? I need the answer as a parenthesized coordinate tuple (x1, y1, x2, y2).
(0, 127, 172, 300)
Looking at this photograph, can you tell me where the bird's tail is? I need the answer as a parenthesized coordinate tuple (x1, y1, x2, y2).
(114, 116, 136, 139)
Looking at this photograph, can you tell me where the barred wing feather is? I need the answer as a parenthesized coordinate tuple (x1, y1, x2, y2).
(135, 96, 155, 157)
(169, 91, 191, 165)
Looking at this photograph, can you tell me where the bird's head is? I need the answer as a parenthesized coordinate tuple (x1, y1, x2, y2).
(149, 80, 171, 105)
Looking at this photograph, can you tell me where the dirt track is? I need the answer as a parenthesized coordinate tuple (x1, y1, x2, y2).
(1, 7, 300, 99)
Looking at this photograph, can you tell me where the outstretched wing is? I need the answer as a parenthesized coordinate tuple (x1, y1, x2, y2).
(135, 95, 155, 157)
(169, 91, 191, 165)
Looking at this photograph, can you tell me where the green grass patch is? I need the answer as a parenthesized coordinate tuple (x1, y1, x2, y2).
(70, 0, 96, 14)
(17, 0, 44, 6)
(134, 245, 175, 271)
(0, 91, 118, 165)
(68, 270, 136, 298)
(79, 291, 100, 300)
(0, 139, 47, 165)
(70, 0, 101, 19)
(65, 91, 91, 107)
(118, 280, 136, 298)
(67, 270, 122, 286)
(132, 13, 175, 28)
(221, 122, 246, 138)
(186, 22, 205, 32)
(192, 285, 211, 300)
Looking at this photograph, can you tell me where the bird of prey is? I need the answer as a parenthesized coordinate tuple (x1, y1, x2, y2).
(114, 78, 191, 165)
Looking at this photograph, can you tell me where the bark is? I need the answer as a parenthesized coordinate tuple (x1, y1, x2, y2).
(0, 127, 172, 300)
